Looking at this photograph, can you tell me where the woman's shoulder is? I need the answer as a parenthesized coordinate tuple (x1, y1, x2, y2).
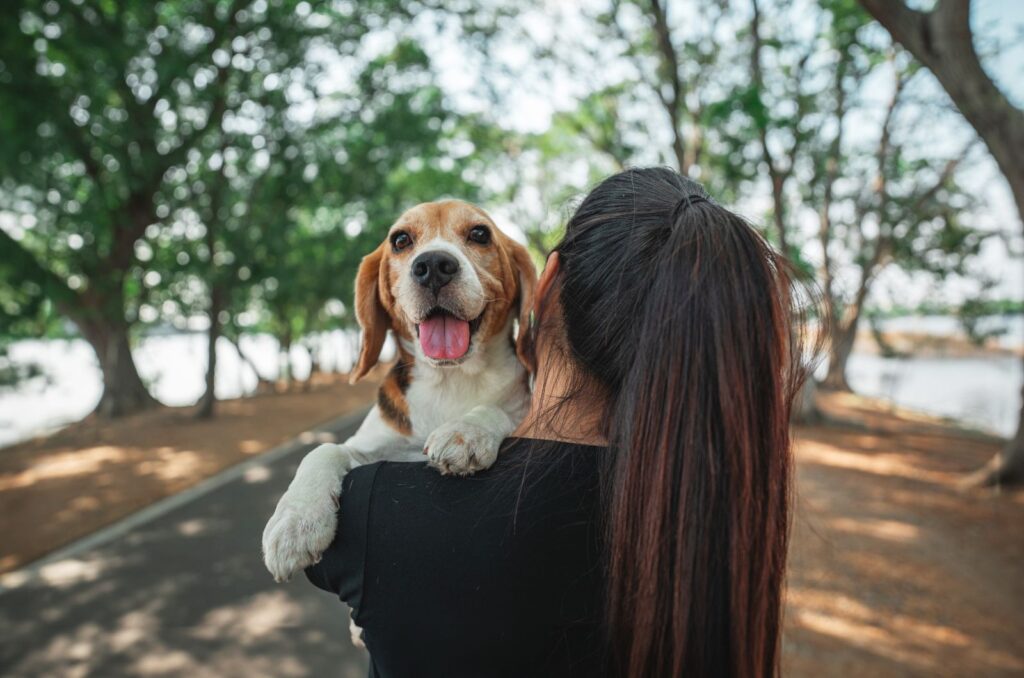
(362, 438, 604, 522)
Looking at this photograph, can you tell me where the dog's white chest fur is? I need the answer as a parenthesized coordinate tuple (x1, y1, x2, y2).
(402, 329, 529, 439)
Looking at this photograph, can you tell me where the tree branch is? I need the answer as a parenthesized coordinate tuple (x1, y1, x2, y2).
(647, 0, 688, 173)
(750, 0, 790, 254)
(858, 0, 1024, 223)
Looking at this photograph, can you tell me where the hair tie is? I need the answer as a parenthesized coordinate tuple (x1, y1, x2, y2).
(671, 194, 709, 221)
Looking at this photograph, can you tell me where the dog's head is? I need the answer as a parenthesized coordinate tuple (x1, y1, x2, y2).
(349, 199, 537, 382)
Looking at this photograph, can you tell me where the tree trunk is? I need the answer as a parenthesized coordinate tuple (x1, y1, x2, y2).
(858, 1, 1024, 220)
(962, 364, 1024, 489)
(750, 0, 791, 256)
(859, 0, 1024, 485)
(226, 334, 273, 392)
(994, 375, 1024, 483)
(648, 0, 690, 175)
(822, 322, 856, 392)
(279, 332, 293, 389)
(299, 342, 316, 392)
(196, 285, 223, 419)
(770, 175, 789, 255)
(309, 347, 319, 375)
(793, 379, 824, 425)
(2, 227, 156, 419)
(79, 318, 158, 418)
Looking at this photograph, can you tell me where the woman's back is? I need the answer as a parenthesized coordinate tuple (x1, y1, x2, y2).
(306, 438, 606, 678)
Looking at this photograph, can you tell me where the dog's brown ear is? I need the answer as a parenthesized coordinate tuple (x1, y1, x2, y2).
(508, 241, 538, 372)
(350, 244, 391, 384)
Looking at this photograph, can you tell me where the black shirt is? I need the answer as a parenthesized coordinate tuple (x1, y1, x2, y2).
(305, 438, 607, 678)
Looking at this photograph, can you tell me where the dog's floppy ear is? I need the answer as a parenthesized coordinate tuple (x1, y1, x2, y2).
(350, 244, 392, 384)
(508, 241, 538, 371)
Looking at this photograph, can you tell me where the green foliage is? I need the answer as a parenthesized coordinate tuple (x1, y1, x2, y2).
(0, 0, 381, 343)
(797, 0, 991, 347)
(957, 279, 1015, 347)
(177, 45, 461, 337)
(0, 0, 1015, 413)
(0, 0, 499, 403)
(0, 278, 67, 339)
(870, 299, 1023, 318)
(959, 300, 1008, 346)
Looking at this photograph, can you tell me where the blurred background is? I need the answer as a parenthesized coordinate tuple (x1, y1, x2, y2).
(0, 0, 1021, 676)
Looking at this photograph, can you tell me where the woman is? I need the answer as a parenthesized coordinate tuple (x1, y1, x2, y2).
(306, 167, 813, 677)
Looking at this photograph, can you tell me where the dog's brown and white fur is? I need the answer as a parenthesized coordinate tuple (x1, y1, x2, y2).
(262, 200, 536, 586)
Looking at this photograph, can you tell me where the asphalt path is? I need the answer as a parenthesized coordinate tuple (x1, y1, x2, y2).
(0, 410, 372, 678)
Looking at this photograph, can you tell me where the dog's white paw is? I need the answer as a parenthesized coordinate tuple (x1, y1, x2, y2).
(262, 490, 339, 582)
(425, 420, 501, 476)
(350, 616, 365, 649)
(263, 445, 345, 582)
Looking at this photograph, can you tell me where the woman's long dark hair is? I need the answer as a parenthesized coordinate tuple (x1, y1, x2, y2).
(528, 168, 815, 677)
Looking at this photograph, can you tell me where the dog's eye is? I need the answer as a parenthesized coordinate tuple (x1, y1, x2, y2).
(468, 225, 491, 245)
(391, 231, 413, 252)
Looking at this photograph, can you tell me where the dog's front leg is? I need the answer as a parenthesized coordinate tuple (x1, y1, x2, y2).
(263, 406, 421, 582)
(425, 404, 516, 476)
(262, 443, 377, 582)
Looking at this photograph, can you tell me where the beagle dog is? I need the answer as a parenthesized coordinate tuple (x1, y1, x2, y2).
(262, 199, 537, 584)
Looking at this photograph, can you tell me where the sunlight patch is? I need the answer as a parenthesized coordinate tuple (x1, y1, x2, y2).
(829, 517, 921, 542)
(0, 446, 130, 490)
(243, 465, 272, 483)
(191, 591, 302, 644)
(38, 558, 105, 587)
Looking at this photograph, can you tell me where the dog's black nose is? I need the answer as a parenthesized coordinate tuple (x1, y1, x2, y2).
(412, 251, 460, 294)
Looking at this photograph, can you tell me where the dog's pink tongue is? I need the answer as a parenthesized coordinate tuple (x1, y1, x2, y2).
(419, 315, 470, 360)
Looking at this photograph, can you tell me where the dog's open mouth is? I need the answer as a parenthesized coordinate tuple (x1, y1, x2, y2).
(415, 307, 483, 361)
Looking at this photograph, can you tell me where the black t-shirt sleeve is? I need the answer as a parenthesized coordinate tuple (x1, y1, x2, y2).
(304, 461, 383, 618)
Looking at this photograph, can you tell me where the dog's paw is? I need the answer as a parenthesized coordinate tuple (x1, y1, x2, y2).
(262, 481, 340, 583)
(425, 420, 501, 476)
(350, 616, 366, 649)
(263, 443, 347, 582)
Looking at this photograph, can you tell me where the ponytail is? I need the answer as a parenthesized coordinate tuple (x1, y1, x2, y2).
(603, 206, 797, 677)
(545, 168, 809, 677)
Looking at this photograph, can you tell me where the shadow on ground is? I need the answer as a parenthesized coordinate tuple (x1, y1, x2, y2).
(784, 392, 1024, 677)
(0, 373, 380, 573)
(0, 428, 368, 678)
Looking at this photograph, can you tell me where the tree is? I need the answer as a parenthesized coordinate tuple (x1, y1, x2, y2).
(857, 0, 1024, 486)
(816, 83, 979, 391)
(743, 0, 819, 257)
(795, 1, 985, 393)
(0, 0, 379, 416)
(642, 0, 733, 177)
(161, 37, 487, 408)
(732, 0, 824, 420)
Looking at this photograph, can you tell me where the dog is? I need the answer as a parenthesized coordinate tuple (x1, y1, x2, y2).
(262, 199, 537, 585)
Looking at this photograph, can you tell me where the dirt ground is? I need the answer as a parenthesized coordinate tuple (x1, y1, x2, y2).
(1, 380, 1022, 676)
(0, 371, 380, 573)
(785, 391, 1024, 676)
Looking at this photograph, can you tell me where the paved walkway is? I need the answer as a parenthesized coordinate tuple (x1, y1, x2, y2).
(0, 412, 371, 678)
